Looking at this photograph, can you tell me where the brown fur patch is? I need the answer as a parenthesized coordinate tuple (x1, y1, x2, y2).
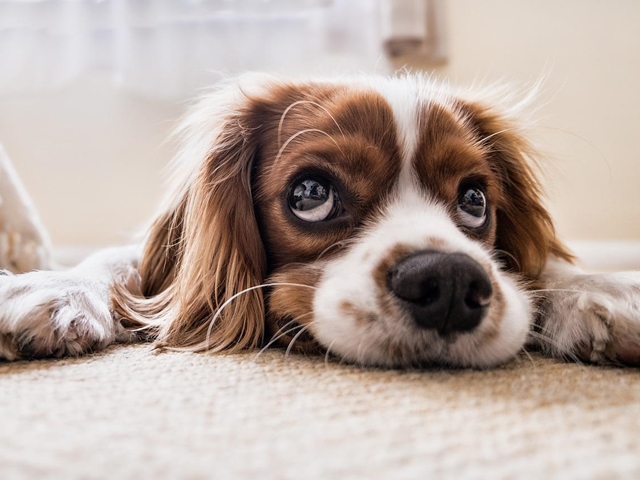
(252, 86, 402, 268)
(413, 102, 500, 247)
(265, 265, 323, 352)
(339, 300, 377, 327)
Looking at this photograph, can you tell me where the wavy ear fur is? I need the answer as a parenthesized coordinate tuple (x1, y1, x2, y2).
(460, 98, 573, 281)
(113, 79, 268, 351)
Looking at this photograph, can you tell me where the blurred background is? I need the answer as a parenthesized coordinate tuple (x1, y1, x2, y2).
(0, 0, 638, 267)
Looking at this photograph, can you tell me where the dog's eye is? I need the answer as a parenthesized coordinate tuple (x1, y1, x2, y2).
(289, 177, 339, 222)
(457, 186, 487, 228)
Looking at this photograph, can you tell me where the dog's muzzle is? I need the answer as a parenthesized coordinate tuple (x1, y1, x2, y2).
(387, 250, 493, 335)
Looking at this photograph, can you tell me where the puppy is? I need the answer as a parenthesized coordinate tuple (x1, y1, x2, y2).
(1, 74, 639, 367)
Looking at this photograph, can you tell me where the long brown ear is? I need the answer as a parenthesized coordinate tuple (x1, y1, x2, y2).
(460, 99, 573, 281)
(113, 81, 267, 352)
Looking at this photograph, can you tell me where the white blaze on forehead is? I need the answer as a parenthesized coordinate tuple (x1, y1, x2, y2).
(368, 78, 421, 180)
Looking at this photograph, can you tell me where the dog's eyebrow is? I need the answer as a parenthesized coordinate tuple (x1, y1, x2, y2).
(274, 129, 345, 168)
(274, 138, 399, 186)
(413, 104, 495, 191)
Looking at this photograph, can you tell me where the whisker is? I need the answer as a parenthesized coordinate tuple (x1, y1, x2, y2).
(274, 129, 345, 166)
(530, 288, 589, 294)
(492, 248, 521, 270)
(531, 125, 612, 178)
(355, 334, 371, 368)
(254, 319, 300, 359)
(531, 322, 556, 336)
(527, 330, 585, 367)
(273, 262, 325, 271)
(253, 311, 316, 361)
(324, 340, 337, 369)
(478, 127, 518, 146)
(277, 100, 346, 148)
(527, 328, 556, 345)
(254, 325, 304, 362)
(316, 240, 353, 261)
(520, 346, 537, 369)
(205, 282, 317, 352)
(285, 323, 315, 359)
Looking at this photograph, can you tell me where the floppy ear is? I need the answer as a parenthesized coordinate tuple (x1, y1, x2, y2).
(460, 100, 573, 281)
(113, 82, 267, 352)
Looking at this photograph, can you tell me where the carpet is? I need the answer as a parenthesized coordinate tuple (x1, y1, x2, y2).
(2, 345, 640, 479)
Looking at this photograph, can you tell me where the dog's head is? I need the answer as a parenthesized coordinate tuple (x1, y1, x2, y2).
(115, 74, 571, 368)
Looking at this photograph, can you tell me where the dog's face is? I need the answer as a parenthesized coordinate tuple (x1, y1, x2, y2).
(253, 78, 539, 368)
(117, 75, 570, 368)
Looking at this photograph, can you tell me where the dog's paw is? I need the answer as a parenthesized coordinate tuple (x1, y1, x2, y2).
(0, 270, 135, 360)
(536, 271, 640, 365)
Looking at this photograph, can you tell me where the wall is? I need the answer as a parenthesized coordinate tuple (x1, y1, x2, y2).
(0, 72, 181, 245)
(0, 0, 639, 246)
(426, 0, 640, 242)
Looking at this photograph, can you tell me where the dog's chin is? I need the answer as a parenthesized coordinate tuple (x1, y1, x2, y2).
(309, 317, 531, 369)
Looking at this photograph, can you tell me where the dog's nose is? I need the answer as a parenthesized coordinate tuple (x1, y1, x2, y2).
(387, 250, 492, 334)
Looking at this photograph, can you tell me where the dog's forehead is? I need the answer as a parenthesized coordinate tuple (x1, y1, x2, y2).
(252, 81, 404, 203)
(256, 78, 492, 197)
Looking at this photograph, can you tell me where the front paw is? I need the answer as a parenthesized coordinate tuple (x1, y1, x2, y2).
(537, 272, 640, 365)
(0, 271, 134, 360)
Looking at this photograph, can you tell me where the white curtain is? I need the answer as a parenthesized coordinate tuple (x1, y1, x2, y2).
(0, 0, 443, 99)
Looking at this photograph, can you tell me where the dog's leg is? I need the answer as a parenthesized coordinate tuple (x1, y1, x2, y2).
(0, 144, 52, 272)
(534, 257, 640, 365)
(0, 246, 141, 360)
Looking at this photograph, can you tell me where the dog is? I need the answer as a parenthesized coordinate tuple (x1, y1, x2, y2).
(1, 73, 639, 367)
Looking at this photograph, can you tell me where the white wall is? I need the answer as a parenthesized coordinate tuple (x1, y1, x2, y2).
(0, 0, 639, 246)
(0, 72, 181, 245)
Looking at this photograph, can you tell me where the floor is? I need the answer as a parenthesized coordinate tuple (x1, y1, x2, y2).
(2, 345, 640, 479)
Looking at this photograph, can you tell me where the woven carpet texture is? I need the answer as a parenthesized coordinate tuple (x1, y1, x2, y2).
(2, 345, 640, 479)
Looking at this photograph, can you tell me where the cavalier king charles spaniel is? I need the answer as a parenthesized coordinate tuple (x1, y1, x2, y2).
(1, 74, 640, 368)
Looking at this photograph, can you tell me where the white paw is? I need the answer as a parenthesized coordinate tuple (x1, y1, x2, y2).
(0, 270, 135, 360)
(537, 272, 640, 365)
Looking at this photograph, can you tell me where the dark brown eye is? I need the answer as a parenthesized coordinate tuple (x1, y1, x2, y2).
(457, 186, 487, 228)
(289, 177, 339, 222)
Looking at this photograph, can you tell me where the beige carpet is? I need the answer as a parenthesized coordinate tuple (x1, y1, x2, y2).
(2, 346, 640, 479)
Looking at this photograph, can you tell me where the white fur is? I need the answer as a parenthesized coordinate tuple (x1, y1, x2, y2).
(0, 246, 139, 360)
(368, 77, 421, 175)
(535, 258, 640, 364)
(312, 185, 532, 368)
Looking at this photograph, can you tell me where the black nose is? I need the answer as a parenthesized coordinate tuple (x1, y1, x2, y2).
(387, 250, 492, 334)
